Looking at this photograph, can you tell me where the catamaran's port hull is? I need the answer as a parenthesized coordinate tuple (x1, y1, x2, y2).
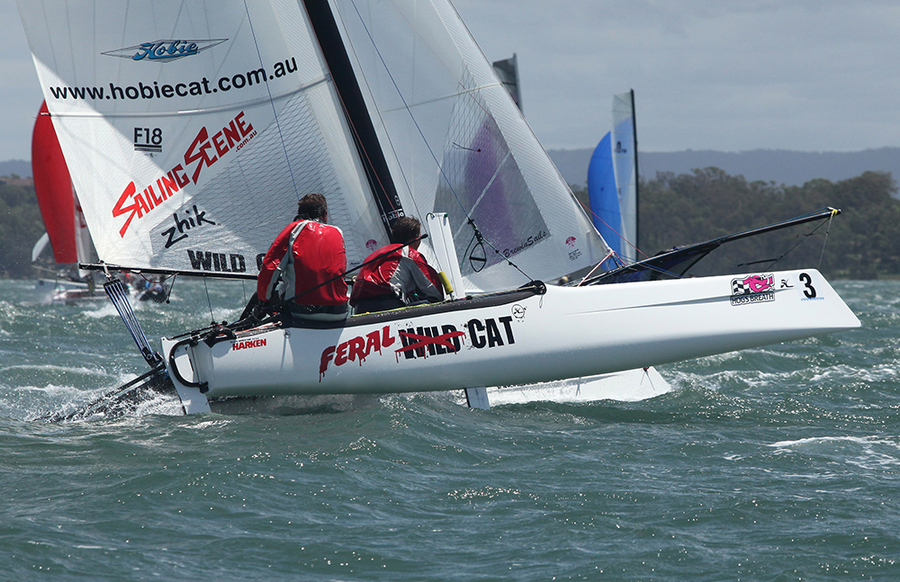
(163, 269, 859, 410)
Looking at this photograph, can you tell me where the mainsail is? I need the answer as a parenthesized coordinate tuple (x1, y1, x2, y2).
(19, 0, 610, 291)
(587, 131, 621, 261)
(18, 0, 390, 277)
(611, 90, 639, 263)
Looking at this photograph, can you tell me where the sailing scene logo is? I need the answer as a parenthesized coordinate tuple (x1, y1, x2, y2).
(112, 111, 255, 238)
(102, 39, 227, 62)
(730, 273, 775, 306)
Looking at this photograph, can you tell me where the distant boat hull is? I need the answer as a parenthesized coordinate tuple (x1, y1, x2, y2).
(164, 269, 859, 413)
(33, 278, 149, 306)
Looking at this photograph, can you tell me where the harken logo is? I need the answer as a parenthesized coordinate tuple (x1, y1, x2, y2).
(102, 39, 228, 62)
(730, 273, 775, 306)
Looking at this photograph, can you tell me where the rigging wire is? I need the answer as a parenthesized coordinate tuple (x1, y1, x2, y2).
(817, 208, 838, 270)
(242, 0, 302, 202)
(303, 0, 403, 243)
(327, 3, 425, 239)
(202, 277, 215, 323)
(575, 197, 642, 264)
(740, 214, 835, 273)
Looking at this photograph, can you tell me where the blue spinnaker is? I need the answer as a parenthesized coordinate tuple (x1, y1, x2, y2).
(588, 132, 622, 258)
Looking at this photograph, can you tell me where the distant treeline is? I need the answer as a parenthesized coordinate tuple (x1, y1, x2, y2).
(0, 177, 44, 279)
(2, 168, 898, 280)
(550, 147, 900, 189)
(573, 168, 900, 280)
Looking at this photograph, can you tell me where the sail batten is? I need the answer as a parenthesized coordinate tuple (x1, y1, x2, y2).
(36, 77, 333, 119)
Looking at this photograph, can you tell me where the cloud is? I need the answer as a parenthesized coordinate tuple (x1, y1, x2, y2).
(454, 0, 900, 152)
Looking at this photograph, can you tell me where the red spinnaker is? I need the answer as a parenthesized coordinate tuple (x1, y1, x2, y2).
(32, 101, 77, 264)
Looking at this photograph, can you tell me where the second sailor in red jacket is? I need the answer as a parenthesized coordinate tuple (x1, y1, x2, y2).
(350, 216, 444, 314)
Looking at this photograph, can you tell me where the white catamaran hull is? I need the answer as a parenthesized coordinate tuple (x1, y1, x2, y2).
(163, 269, 859, 413)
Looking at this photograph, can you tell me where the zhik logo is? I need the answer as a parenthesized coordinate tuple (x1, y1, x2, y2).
(102, 39, 227, 62)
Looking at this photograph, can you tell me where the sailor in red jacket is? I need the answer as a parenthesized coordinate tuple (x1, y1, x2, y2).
(350, 216, 444, 314)
(257, 193, 349, 321)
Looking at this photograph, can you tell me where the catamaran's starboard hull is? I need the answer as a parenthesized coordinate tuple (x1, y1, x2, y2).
(162, 269, 859, 412)
(484, 366, 671, 407)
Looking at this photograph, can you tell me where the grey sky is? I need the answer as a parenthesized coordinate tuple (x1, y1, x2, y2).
(2, 0, 899, 163)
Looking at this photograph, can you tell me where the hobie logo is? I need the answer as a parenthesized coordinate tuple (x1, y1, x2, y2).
(102, 39, 227, 62)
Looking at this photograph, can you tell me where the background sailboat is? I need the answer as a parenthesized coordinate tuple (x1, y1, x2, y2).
(30, 100, 102, 304)
(589, 90, 639, 265)
(31, 101, 167, 304)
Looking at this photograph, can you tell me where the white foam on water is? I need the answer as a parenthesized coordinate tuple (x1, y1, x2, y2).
(769, 435, 892, 448)
(768, 435, 900, 471)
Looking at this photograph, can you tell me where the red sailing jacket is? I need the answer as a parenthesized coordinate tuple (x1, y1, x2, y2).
(257, 220, 348, 306)
(350, 244, 444, 306)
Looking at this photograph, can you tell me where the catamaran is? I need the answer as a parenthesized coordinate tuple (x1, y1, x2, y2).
(31, 101, 168, 305)
(30, 100, 104, 304)
(17, 0, 859, 418)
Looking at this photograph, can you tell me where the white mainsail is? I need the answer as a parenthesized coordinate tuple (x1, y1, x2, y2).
(328, 0, 611, 292)
(18, 0, 389, 275)
(19, 0, 610, 290)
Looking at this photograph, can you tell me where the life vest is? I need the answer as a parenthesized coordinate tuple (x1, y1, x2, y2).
(350, 244, 443, 306)
(257, 220, 348, 305)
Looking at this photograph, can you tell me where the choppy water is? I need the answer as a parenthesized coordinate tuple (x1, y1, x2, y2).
(0, 278, 897, 581)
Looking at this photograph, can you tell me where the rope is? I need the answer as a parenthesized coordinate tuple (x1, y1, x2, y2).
(202, 277, 215, 323)
(817, 208, 839, 270)
(575, 197, 645, 263)
(754, 215, 834, 272)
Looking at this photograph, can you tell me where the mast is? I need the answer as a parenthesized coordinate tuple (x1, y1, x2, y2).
(302, 0, 403, 238)
(630, 88, 639, 253)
